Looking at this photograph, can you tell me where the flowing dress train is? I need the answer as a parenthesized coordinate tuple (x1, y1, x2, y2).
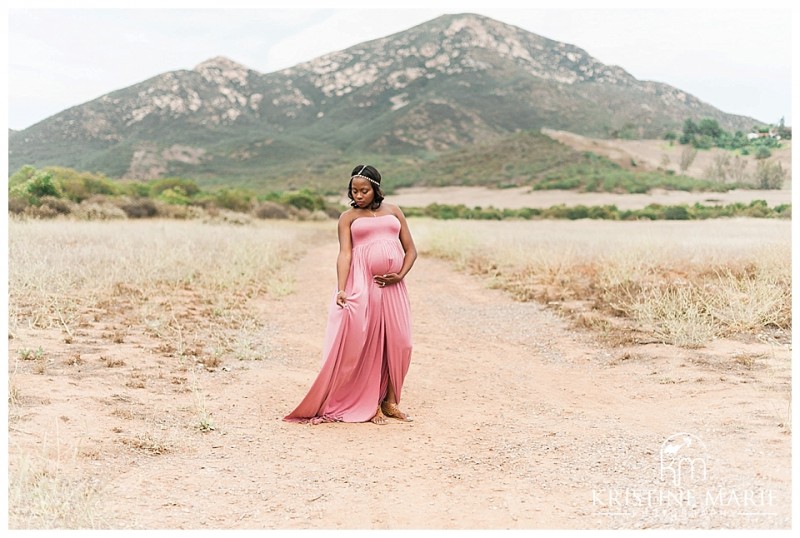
(284, 214, 412, 423)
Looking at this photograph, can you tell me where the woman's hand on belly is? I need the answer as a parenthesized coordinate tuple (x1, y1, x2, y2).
(373, 272, 402, 288)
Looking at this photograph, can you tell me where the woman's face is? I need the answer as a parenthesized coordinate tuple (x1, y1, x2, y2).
(351, 177, 375, 208)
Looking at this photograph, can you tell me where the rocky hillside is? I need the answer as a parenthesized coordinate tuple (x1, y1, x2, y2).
(8, 13, 759, 190)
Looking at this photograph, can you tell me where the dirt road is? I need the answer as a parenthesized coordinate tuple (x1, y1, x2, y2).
(8, 234, 791, 529)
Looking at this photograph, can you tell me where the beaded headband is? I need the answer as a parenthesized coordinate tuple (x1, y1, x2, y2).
(352, 174, 380, 186)
(351, 165, 381, 187)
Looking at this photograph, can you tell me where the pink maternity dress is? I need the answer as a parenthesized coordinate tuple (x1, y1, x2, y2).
(284, 214, 412, 423)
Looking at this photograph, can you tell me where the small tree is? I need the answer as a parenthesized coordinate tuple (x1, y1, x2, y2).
(706, 153, 731, 183)
(679, 146, 698, 173)
(698, 118, 723, 139)
(754, 160, 786, 189)
(727, 155, 750, 184)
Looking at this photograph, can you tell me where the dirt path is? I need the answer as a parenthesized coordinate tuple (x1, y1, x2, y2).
(9, 234, 791, 529)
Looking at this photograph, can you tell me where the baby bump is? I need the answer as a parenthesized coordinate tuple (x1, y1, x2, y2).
(364, 242, 403, 276)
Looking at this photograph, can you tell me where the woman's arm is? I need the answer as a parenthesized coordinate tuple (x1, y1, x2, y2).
(394, 206, 417, 279)
(374, 205, 417, 287)
(336, 213, 353, 306)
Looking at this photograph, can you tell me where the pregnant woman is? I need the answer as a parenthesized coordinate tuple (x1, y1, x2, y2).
(284, 164, 418, 425)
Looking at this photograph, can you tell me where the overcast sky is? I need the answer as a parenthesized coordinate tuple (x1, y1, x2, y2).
(5, 1, 794, 131)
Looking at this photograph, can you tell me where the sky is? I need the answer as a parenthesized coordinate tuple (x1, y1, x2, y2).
(4, 1, 795, 131)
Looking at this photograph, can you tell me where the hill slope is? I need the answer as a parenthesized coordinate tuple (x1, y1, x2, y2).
(9, 13, 760, 189)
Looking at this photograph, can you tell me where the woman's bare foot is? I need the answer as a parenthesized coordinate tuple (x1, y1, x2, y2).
(370, 406, 387, 425)
(381, 401, 413, 422)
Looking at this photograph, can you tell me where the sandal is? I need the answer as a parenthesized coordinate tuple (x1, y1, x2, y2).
(370, 405, 387, 425)
(381, 401, 413, 422)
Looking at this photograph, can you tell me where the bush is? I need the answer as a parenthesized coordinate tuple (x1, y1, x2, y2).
(754, 160, 787, 189)
(280, 189, 326, 212)
(23, 204, 62, 219)
(679, 146, 697, 173)
(742, 200, 770, 218)
(692, 135, 714, 150)
(754, 146, 772, 160)
(155, 203, 206, 220)
(324, 206, 343, 219)
(254, 201, 290, 219)
(158, 188, 192, 206)
(26, 171, 60, 200)
(38, 196, 74, 215)
(8, 194, 32, 214)
(8, 165, 38, 187)
(73, 201, 128, 221)
(203, 210, 252, 225)
(664, 206, 691, 220)
(587, 205, 620, 220)
(213, 188, 253, 213)
(148, 177, 200, 198)
(774, 204, 791, 218)
(117, 197, 158, 218)
(46, 167, 120, 202)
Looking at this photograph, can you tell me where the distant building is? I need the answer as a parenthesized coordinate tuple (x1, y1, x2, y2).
(747, 129, 780, 141)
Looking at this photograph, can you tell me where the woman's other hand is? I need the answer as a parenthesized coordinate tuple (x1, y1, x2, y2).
(374, 273, 402, 288)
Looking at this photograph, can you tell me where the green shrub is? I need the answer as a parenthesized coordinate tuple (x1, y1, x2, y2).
(26, 171, 60, 200)
(280, 189, 326, 212)
(158, 188, 192, 206)
(754, 146, 772, 160)
(664, 205, 691, 220)
(148, 177, 200, 198)
(213, 188, 253, 212)
(30, 166, 120, 202)
(8, 165, 37, 187)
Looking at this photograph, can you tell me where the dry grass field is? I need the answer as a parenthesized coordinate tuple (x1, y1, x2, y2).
(6, 216, 792, 529)
(414, 218, 791, 348)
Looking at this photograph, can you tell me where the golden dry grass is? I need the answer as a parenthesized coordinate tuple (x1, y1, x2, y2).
(7, 217, 326, 528)
(8, 218, 323, 356)
(413, 217, 791, 348)
(8, 456, 101, 528)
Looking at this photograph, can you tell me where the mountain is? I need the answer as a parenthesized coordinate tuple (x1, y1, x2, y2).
(8, 13, 760, 191)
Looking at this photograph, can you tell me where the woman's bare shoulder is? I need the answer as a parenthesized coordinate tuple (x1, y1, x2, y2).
(383, 202, 406, 217)
(339, 208, 357, 222)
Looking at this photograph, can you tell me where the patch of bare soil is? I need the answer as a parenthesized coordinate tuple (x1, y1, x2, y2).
(7, 237, 791, 529)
